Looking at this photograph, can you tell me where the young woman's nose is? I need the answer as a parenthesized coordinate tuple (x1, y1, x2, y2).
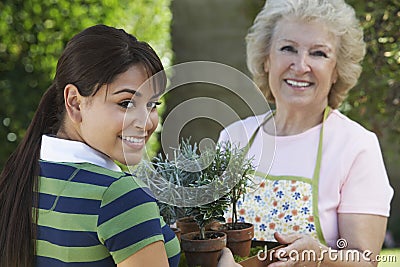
(290, 52, 311, 74)
(126, 106, 153, 131)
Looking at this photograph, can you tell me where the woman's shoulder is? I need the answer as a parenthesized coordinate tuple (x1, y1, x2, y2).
(219, 112, 270, 145)
(40, 161, 150, 193)
(221, 112, 270, 136)
(226, 112, 269, 129)
(329, 109, 377, 138)
(327, 109, 380, 149)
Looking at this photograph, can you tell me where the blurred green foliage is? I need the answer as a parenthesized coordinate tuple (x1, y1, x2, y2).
(0, 0, 172, 168)
(0, 0, 399, 173)
(349, 0, 400, 245)
(344, 0, 399, 159)
(342, 3, 400, 241)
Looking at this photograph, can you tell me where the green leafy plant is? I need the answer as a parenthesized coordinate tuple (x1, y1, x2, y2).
(152, 139, 228, 239)
(220, 141, 256, 229)
(158, 202, 179, 226)
(151, 140, 201, 226)
(153, 138, 255, 240)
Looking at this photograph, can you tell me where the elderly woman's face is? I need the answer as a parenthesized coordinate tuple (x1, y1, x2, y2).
(264, 18, 338, 109)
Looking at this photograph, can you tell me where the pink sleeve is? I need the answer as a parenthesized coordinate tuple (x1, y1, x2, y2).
(218, 127, 230, 143)
(338, 133, 393, 216)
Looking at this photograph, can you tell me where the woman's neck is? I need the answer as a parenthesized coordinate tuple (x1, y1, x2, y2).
(56, 121, 83, 142)
(264, 105, 327, 136)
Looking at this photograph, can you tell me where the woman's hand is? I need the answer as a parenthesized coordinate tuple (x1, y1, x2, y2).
(269, 213, 387, 267)
(217, 247, 243, 267)
(267, 232, 321, 267)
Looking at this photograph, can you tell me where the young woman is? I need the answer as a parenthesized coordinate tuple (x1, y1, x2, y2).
(0, 24, 180, 267)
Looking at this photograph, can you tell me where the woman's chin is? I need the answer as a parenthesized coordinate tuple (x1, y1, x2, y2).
(277, 96, 316, 109)
(116, 153, 143, 167)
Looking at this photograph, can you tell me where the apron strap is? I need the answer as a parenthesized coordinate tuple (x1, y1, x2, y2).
(243, 111, 274, 154)
(312, 106, 330, 180)
(311, 106, 330, 244)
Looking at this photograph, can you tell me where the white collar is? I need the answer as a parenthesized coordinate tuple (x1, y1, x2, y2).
(40, 135, 122, 172)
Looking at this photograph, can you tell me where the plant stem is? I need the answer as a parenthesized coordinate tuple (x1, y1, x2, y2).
(233, 188, 238, 228)
(200, 226, 206, 240)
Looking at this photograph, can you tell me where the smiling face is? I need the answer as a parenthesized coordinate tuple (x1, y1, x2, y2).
(264, 18, 338, 111)
(77, 64, 161, 165)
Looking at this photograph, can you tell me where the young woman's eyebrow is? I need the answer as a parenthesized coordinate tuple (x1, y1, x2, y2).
(113, 88, 142, 97)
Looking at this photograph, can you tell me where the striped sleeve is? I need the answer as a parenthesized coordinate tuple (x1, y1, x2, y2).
(97, 175, 165, 264)
(161, 221, 181, 266)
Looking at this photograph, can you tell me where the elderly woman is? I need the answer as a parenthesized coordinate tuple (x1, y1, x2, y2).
(219, 0, 393, 266)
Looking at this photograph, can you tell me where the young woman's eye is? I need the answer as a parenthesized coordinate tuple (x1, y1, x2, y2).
(147, 101, 162, 110)
(311, 50, 328, 58)
(119, 100, 135, 109)
(280, 46, 296, 53)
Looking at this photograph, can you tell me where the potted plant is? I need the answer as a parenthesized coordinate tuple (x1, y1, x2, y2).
(152, 140, 200, 235)
(208, 141, 256, 257)
(153, 139, 233, 266)
(181, 192, 230, 267)
(145, 139, 256, 266)
(151, 142, 202, 238)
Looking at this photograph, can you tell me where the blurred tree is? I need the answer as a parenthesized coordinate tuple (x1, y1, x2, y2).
(0, 0, 172, 168)
(345, 0, 400, 242)
(345, 0, 399, 159)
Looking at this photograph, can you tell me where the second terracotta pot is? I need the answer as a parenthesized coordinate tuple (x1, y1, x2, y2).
(170, 227, 181, 242)
(219, 222, 254, 257)
(176, 216, 216, 235)
(176, 217, 199, 235)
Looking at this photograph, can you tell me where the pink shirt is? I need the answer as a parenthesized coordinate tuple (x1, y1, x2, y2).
(218, 109, 393, 247)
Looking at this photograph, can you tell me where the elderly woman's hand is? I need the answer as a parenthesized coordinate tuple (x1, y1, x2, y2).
(217, 247, 243, 267)
(268, 232, 322, 267)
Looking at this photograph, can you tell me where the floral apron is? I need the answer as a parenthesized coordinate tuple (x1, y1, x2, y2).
(236, 107, 330, 244)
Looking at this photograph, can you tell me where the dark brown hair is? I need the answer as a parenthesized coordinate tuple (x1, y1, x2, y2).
(0, 24, 165, 267)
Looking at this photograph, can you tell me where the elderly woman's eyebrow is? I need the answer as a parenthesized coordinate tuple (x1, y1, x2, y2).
(278, 39, 333, 49)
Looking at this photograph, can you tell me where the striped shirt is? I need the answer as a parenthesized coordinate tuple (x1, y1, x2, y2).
(35, 161, 180, 266)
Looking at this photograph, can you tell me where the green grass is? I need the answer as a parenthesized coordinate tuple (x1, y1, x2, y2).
(378, 249, 399, 267)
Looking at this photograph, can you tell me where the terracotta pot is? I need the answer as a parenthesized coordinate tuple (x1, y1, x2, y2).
(176, 217, 199, 235)
(176, 216, 216, 235)
(217, 222, 254, 257)
(171, 227, 181, 242)
(181, 231, 227, 267)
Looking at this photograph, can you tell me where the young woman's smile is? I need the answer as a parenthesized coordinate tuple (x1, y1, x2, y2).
(78, 64, 161, 165)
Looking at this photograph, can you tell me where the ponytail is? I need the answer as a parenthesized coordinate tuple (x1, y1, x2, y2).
(0, 83, 61, 267)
